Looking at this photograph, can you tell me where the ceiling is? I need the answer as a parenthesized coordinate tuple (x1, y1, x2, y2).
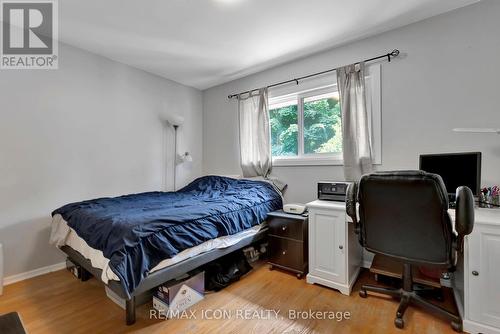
(59, 0, 479, 90)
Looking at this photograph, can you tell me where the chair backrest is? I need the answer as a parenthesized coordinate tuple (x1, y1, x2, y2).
(358, 171, 453, 266)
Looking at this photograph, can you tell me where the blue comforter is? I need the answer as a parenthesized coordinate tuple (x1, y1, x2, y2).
(52, 175, 282, 296)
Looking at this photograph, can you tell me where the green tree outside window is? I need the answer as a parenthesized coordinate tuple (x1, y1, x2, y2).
(269, 95, 342, 157)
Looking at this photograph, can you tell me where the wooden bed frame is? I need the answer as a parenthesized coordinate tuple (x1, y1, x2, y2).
(60, 227, 269, 325)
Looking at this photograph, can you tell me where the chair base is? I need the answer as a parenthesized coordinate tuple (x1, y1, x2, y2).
(359, 264, 462, 332)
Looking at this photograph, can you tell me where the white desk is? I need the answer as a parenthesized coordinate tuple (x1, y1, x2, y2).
(306, 200, 500, 334)
(460, 207, 500, 334)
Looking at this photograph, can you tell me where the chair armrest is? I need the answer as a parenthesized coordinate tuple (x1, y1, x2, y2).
(455, 186, 475, 252)
(346, 182, 359, 233)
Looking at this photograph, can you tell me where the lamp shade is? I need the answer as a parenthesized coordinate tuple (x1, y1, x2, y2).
(184, 152, 193, 162)
(163, 114, 184, 127)
(176, 152, 192, 165)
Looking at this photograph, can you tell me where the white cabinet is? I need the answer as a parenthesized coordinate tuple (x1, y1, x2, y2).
(308, 208, 346, 284)
(306, 200, 361, 295)
(464, 212, 500, 334)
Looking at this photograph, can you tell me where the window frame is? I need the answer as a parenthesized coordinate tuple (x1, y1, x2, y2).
(269, 64, 381, 167)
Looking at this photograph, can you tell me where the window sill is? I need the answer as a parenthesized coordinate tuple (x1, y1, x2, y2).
(272, 157, 344, 167)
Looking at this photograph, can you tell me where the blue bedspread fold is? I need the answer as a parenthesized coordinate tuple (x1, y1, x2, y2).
(52, 175, 282, 296)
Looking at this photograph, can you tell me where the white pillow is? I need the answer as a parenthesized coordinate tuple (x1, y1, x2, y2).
(213, 174, 287, 194)
(244, 176, 288, 194)
(218, 174, 242, 179)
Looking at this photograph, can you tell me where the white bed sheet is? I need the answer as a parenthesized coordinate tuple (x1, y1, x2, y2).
(50, 214, 263, 284)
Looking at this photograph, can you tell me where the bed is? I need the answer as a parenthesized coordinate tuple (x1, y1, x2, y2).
(50, 175, 283, 325)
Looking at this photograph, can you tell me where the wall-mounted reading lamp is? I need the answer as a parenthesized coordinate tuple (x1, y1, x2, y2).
(163, 114, 192, 190)
(453, 128, 500, 134)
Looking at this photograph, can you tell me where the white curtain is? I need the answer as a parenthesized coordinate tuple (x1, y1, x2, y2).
(238, 88, 272, 178)
(337, 62, 373, 181)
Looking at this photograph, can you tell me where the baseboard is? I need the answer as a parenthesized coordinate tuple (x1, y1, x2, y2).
(4, 262, 66, 286)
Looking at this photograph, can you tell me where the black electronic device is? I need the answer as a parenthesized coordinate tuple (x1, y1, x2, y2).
(419, 152, 481, 197)
(318, 181, 352, 201)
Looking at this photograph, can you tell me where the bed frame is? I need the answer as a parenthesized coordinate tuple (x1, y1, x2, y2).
(60, 227, 268, 325)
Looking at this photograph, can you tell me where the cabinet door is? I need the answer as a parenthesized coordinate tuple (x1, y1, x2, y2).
(467, 224, 500, 328)
(308, 208, 346, 284)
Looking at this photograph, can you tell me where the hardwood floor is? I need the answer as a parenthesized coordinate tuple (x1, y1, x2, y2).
(0, 264, 459, 334)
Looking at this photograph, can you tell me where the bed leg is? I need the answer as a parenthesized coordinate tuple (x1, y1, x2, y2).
(126, 297, 136, 325)
(80, 267, 92, 282)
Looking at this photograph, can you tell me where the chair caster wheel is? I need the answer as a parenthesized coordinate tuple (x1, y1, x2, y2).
(451, 321, 462, 332)
(296, 273, 303, 279)
(359, 289, 367, 298)
(395, 317, 404, 329)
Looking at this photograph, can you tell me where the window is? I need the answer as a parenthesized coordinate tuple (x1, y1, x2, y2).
(270, 99, 299, 156)
(303, 92, 342, 155)
(268, 64, 381, 166)
(269, 88, 341, 162)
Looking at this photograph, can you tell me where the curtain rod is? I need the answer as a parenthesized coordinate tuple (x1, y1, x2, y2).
(227, 49, 400, 99)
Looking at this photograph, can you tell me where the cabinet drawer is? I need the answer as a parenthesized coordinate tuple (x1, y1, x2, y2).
(269, 236, 304, 271)
(269, 216, 305, 240)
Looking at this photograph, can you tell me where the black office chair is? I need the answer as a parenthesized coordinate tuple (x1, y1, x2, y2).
(346, 171, 474, 331)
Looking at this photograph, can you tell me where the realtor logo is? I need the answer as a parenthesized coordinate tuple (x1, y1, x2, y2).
(1, 0, 58, 69)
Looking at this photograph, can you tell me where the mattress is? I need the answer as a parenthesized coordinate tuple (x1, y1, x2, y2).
(50, 214, 264, 284)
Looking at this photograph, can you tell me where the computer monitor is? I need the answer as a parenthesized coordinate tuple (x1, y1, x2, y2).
(419, 152, 481, 196)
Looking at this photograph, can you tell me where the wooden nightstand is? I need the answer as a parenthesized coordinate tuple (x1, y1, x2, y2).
(267, 210, 308, 278)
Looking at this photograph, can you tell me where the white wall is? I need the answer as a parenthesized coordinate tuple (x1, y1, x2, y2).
(203, 0, 500, 204)
(0, 43, 203, 277)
